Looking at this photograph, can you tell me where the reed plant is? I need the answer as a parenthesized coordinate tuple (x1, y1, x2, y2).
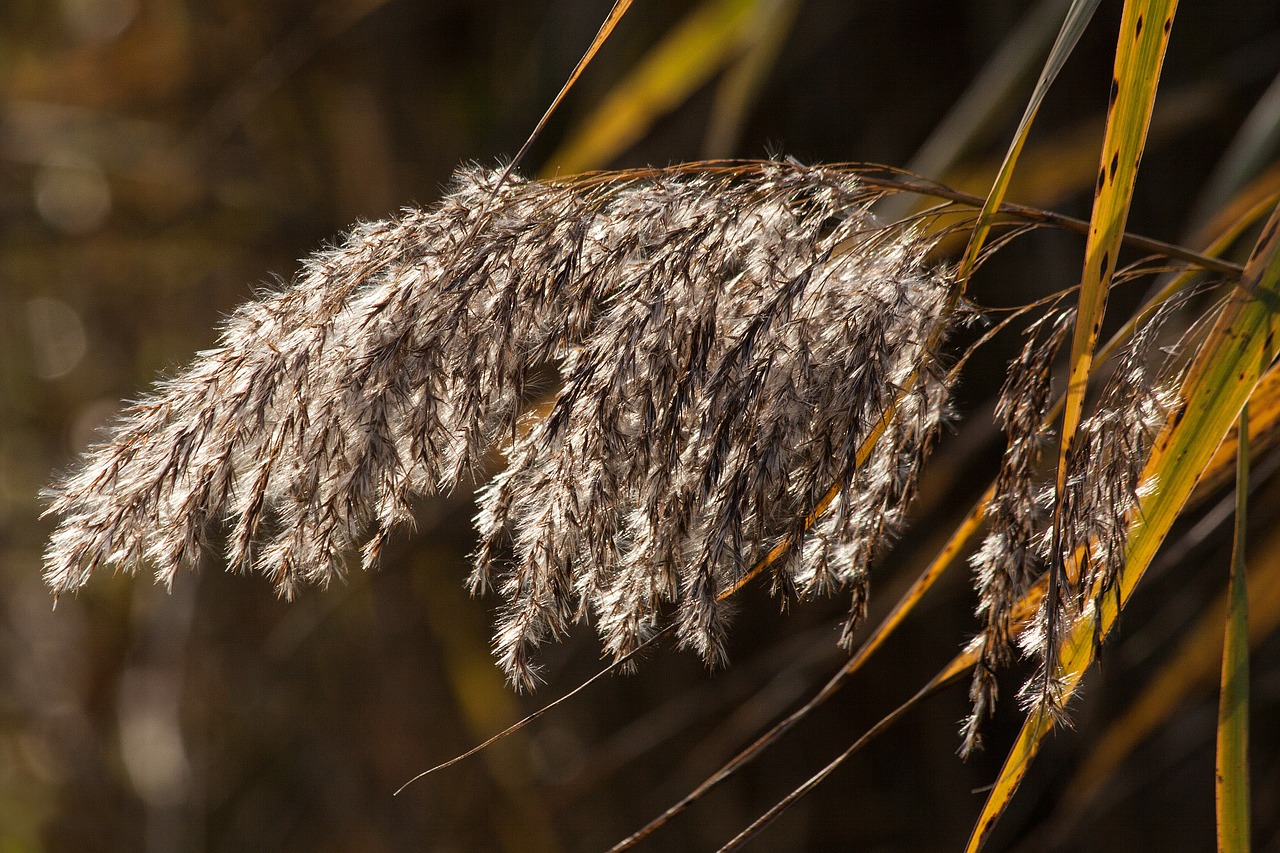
(37, 0, 1280, 849)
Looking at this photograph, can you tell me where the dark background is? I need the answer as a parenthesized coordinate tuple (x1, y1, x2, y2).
(3, 0, 1280, 850)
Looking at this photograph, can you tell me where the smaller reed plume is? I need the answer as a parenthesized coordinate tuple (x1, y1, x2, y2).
(962, 293, 1186, 751)
(43, 161, 957, 687)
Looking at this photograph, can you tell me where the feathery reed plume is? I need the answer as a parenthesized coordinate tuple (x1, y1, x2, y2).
(1020, 296, 1185, 715)
(961, 308, 1072, 755)
(43, 161, 956, 686)
(962, 293, 1187, 748)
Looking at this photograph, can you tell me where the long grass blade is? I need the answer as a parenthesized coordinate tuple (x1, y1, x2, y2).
(1217, 405, 1252, 851)
(966, 201, 1280, 852)
(1044, 0, 1179, 712)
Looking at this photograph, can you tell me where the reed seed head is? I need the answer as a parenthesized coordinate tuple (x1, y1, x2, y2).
(43, 161, 956, 686)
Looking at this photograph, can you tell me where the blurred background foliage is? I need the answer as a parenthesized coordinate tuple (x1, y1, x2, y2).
(3, 0, 1280, 850)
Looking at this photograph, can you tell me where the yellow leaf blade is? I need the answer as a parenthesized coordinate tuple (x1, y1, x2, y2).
(1051, 0, 1179, 603)
(1217, 406, 1252, 851)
